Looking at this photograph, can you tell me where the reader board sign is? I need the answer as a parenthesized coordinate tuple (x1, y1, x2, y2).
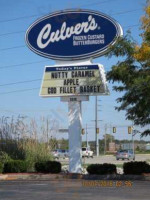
(40, 64, 109, 97)
(25, 9, 123, 60)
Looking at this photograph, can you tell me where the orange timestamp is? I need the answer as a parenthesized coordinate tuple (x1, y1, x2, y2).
(82, 180, 133, 187)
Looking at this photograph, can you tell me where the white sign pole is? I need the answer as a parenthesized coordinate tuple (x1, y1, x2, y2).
(59, 60, 91, 174)
(68, 100, 82, 173)
(61, 96, 89, 173)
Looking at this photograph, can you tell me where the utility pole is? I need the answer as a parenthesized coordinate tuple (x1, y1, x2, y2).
(131, 125, 135, 159)
(104, 124, 107, 155)
(95, 96, 99, 156)
(110, 123, 113, 143)
(46, 118, 49, 144)
(86, 123, 88, 147)
(91, 97, 102, 156)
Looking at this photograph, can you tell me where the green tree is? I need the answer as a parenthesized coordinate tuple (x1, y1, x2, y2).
(58, 138, 68, 149)
(106, 1, 150, 136)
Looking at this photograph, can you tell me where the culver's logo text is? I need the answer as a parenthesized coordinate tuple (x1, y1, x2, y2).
(26, 9, 123, 60)
(37, 15, 98, 49)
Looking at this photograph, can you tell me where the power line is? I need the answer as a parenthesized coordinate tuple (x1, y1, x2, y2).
(124, 24, 139, 28)
(0, 87, 39, 95)
(0, 7, 141, 37)
(0, 0, 119, 24)
(80, 0, 119, 8)
(0, 60, 49, 69)
(0, 79, 41, 87)
(0, 45, 25, 51)
(0, 14, 40, 23)
(0, 109, 53, 113)
(0, 109, 22, 115)
(111, 8, 142, 16)
(0, 7, 141, 38)
(0, 30, 25, 37)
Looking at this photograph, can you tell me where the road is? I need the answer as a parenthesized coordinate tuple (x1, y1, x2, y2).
(59, 154, 150, 165)
(0, 180, 150, 200)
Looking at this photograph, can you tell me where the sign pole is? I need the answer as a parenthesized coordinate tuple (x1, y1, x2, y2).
(68, 100, 82, 173)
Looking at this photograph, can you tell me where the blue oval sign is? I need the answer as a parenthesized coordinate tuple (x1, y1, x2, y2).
(25, 9, 123, 60)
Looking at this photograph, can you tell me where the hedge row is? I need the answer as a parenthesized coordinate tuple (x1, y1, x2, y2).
(123, 161, 150, 175)
(35, 161, 61, 173)
(1, 160, 150, 175)
(87, 162, 150, 175)
(87, 163, 116, 175)
(3, 160, 28, 173)
(0, 160, 61, 174)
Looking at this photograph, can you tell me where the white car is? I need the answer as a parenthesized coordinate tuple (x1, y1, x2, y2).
(52, 149, 69, 159)
(82, 147, 93, 158)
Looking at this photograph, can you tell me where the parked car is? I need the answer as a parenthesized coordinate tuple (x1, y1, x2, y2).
(82, 147, 93, 158)
(52, 149, 69, 159)
(116, 150, 135, 160)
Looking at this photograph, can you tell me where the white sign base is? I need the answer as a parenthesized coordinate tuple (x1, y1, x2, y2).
(68, 100, 82, 173)
(61, 96, 89, 102)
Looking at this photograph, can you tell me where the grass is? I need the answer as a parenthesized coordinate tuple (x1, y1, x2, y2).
(146, 160, 150, 163)
(82, 163, 123, 169)
(115, 164, 123, 168)
(82, 163, 90, 168)
(135, 151, 150, 154)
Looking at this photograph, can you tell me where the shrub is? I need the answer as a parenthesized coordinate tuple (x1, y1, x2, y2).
(0, 151, 12, 164)
(123, 161, 150, 175)
(0, 162, 3, 173)
(87, 163, 117, 175)
(34, 161, 47, 172)
(35, 161, 61, 173)
(20, 140, 53, 172)
(3, 160, 28, 173)
(46, 161, 61, 173)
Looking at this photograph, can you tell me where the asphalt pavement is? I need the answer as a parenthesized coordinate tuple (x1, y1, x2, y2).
(83, 154, 150, 165)
(0, 180, 150, 200)
(59, 154, 150, 165)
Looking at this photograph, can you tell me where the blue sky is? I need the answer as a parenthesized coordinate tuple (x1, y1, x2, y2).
(0, 0, 149, 141)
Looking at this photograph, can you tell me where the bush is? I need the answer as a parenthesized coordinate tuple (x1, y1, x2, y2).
(0, 151, 12, 164)
(0, 162, 3, 173)
(46, 161, 61, 173)
(87, 163, 117, 175)
(123, 161, 150, 175)
(34, 161, 47, 172)
(3, 160, 28, 173)
(35, 161, 61, 173)
(20, 140, 53, 172)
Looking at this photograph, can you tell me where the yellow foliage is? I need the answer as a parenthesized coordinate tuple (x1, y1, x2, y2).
(146, 6, 150, 16)
(141, 5, 150, 31)
(133, 3, 150, 62)
(141, 16, 149, 27)
(134, 43, 150, 61)
(134, 45, 140, 51)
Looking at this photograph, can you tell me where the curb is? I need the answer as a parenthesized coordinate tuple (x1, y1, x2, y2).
(0, 173, 150, 181)
(0, 173, 63, 181)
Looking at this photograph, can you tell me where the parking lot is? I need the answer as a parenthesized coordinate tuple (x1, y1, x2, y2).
(83, 154, 150, 165)
(0, 180, 150, 200)
(58, 154, 150, 165)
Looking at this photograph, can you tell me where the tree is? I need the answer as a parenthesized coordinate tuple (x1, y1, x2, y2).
(106, 1, 150, 136)
(58, 138, 68, 149)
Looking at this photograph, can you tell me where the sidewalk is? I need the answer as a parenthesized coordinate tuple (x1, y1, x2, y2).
(0, 173, 150, 181)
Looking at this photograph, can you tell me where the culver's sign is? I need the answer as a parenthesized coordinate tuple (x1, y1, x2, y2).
(25, 9, 123, 60)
